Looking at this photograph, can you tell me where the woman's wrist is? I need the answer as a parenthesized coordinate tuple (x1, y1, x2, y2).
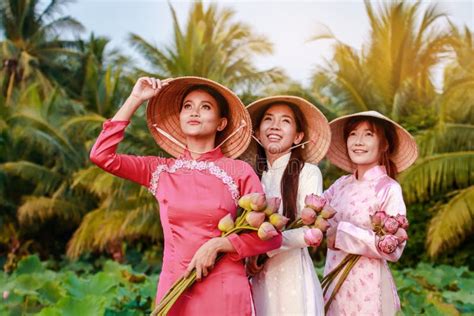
(125, 94, 144, 108)
(215, 237, 234, 253)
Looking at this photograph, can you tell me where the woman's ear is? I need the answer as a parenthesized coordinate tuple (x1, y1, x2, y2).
(217, 117, 228, 132)
(294, 132, 304, 145)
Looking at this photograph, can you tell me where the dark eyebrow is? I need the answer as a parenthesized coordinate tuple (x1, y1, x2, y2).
(183, 98, 215, 106)
(264, 113, 293, 120)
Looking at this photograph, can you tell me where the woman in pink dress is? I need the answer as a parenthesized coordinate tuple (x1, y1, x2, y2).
(90, 76, 282, 315)
(322, 111, 418, 316)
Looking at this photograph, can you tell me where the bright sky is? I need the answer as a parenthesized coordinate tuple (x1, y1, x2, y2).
(67, 0, 473, 87)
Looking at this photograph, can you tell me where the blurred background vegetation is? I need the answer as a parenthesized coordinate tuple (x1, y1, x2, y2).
(0, 0, 472, 314)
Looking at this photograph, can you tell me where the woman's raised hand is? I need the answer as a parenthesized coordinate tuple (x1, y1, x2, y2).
(111, 77, 171, 121)
(130, 77, 171, 103)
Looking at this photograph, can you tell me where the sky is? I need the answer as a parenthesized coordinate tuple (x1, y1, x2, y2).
(66, 0, 474, 87)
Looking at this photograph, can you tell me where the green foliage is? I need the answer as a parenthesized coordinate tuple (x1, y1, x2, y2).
(393, 263, 474, 315)
(0, 0, 84, 101)
(0, 256, 158, 315)
(3, 256, 473, 315)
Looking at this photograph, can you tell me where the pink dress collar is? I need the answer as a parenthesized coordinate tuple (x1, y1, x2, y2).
(352, 165, 387, 182)
(181, 147, 225, 162)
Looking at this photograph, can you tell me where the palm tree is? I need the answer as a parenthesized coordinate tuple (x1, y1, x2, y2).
(64, 102, 166, 259)
(128, 1, 286, 94)
(0, 85, 94, 262)
(0, 0, 84, 103)
(309, 0, 453, 126)
(399, 26, 474, 258)
(309, 1, 473, 258)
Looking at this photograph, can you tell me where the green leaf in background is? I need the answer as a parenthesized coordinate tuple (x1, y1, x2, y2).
(37, 280, 66, 304)
(14, 255, 45, 275)
(443, 291, 474, 307)
(63, 271, 119, 299)
(409, 263, 465, 289)
(104, 309, 144, 316)
(37, 296, 106, 316)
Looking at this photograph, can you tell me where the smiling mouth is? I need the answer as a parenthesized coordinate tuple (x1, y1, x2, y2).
(267, 133, 282, 141)
(352, 149, 368, 154)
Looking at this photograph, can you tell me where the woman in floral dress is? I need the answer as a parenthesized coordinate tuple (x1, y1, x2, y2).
(322, 111, 418, 315)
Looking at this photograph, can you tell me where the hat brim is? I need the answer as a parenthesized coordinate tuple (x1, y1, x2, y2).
(146, 77, 252, 159)
(242, 96, 331, 165)
(326, 111, 418, 173)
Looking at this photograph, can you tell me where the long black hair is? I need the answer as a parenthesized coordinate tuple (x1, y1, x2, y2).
(254, 102, 307, 223)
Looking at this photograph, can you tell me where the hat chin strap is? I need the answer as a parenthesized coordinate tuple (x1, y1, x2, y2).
(153, 120, 247, 155)
(251, 135, 313, 151)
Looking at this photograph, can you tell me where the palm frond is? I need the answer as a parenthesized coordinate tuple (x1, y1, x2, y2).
(399, 151, 474, 203)
(66, 208, 126, 258)
(18, 195, 86, 225)
(120, 205, 162, 241)
(416, 123, 474, 157)
(0, 161, 62, 192)
(426, 186, 474, 257)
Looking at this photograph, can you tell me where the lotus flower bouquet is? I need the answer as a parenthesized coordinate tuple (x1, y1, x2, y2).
(246, 194, 336, 276)
(286, 194, 336, 247)
(322, 211, 409, 312)
(150, 193, 284, 316)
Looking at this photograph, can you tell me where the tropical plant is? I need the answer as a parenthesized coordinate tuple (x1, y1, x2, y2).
(128, 1, 286, 94)
(0, 0, 84, 103)
(0, 86, 93, 263)
(399, 25, 474, 258)
(309, 0, 453, 127)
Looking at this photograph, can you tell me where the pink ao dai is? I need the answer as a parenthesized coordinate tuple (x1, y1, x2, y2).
(323, 165, 407, 316)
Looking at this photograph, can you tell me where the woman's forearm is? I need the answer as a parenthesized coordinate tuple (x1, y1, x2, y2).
(112, 95, 143, 121)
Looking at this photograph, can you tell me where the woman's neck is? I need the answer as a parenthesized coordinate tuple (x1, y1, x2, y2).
(186, 136, 216, 159)
(355, 162, 379, 180)
(266, 150, 291, 167)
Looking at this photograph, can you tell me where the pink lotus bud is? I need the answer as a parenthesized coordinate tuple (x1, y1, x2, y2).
(269, 213, 289, 230)
(377, 235, 399, 254)
(301, 207, 317, 225)
(304, 228, 323, 247)
(314, 216, 331, 233)
(257, 222, 279, 241)
(371, 211, 387, 227)
(246, 211, 266, 228)
(264, 197, 281, 216)
(250, 193, 267, 211)
(305, 194, 326, 212)
(2, 290, 8, 300)
(238, 194, 253, 210)
(395, 214, 409, 229)
(320, 205, 337, 219)
(394, 228, 408, 243)
(218, 213, 235, 233)
(383, 217, 400, 234)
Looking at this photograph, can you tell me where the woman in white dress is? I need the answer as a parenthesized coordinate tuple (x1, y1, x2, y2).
(244, 96, 331, 315)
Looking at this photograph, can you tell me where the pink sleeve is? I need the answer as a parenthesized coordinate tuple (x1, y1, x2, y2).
(89, 119, 163, 188)
(335, 183, 407, 262)
(226, 162, 282, 260)
(237, 161, 265, 196)
(322, 175, 348, 205)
